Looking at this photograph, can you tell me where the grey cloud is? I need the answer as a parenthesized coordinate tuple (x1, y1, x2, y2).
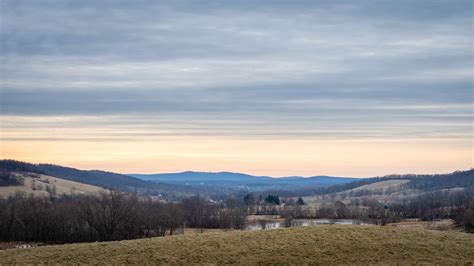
(0, 0, 472, 140)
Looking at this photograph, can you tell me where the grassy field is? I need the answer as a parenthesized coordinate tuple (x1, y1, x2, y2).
(1, 226, 473, 264)
(0, 173, 103, 197)
(347, 179, 410, 192)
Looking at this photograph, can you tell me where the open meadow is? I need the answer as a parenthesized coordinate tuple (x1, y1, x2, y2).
(2, 225, 473, 264)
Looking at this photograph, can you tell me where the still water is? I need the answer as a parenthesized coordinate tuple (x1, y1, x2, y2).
(245, 219, 367, 231)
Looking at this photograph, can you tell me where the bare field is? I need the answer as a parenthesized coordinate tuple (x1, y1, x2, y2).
(0, 173, 103, 197)
(246, 214, 283, 222)
(351, 179, 409, 190)
(302, 179, 413, 204)
(1, 226, 473, 264)
(388, 219, 456, 231)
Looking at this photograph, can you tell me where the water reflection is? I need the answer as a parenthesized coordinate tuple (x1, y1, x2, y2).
(245, 219, 366, 231)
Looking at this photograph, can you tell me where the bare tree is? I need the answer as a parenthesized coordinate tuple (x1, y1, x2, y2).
(79, 190, 138, 241)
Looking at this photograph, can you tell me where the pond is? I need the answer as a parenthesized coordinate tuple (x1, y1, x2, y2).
(245, 219, 368, 231)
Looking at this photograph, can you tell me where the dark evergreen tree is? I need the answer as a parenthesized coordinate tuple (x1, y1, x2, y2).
(296, 197, 305, 205)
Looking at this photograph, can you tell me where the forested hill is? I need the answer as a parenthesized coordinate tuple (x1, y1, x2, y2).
(400, 169, 474, 191)
(0, 160, 148, 189)
(37, 164, 147, 190)
(272, 169, 474, 197)
(0, 160, 198, 197)
(351, 169, 474, 193)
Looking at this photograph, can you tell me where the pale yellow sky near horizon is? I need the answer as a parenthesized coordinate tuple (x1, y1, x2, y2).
(2, 138, 472, 177)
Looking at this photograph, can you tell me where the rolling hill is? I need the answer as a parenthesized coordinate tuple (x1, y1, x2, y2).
(36, 164, 150, 190)
(279, 169, 474, 197)
(333, 169, 474, 198)
(0, 160, 201, 198)
(0, 172, 103, 197)
(1, 226, 473, 264)
(298, 169, 474, 209)
(130, 171, 357, 190)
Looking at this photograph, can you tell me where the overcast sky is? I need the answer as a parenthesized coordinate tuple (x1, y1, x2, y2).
(1, 0, 472, 176)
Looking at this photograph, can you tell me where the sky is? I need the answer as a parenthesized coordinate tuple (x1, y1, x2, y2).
(0, 0, 473, 177)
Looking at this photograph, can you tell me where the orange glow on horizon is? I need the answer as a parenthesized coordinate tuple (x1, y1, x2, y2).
(1, 138, 472, 177)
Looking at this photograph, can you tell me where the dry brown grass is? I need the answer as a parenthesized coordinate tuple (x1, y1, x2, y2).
(302, 179, 414, 204)
(345, 179, 410, 192)
(1, 225, 473, 264)
(388, 219, 456, 231)
(247, 214, 283, 222)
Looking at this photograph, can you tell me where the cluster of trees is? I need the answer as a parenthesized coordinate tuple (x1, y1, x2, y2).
(242, 193, 304, 206)
(389, 188, 474, 222)
(182, 196, 246, 231)
(454, 203, 474, 232)
(0, 172, 24, 186)
(264, 194, 280, 205)
(0, 191, 247, 243)
(255, 199, 388, 221)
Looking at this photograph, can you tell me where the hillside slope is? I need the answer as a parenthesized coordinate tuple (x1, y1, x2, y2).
(2, 226, 473, 264)
(287, 169, 474, 198)
(333, 170, 474, 202)
(0, 172, 103, 197)
(0, 160, 149, 190)
(0, 160, 200, 197)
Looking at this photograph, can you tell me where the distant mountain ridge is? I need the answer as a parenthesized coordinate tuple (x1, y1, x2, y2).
(129, 171, 358, 189)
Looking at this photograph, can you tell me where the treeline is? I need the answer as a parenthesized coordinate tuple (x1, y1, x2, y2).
(0, 191, 247, 243)
(0, 160, 46, 175)
(454, 202, 474, 233)
(401, 170, 474, 192)
(247, 198, 391, 223)
(389, 187, 474, 223)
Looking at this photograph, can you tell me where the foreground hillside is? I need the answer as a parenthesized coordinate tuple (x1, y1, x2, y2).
(2, 226, 473, 264)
